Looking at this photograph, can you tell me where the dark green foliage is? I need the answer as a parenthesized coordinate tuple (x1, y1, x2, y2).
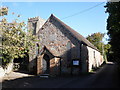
(86, 32, 111, 62)
(0, 7, 8, 16)
(86, 32, 105, 54)
(105, 1, 120, 63)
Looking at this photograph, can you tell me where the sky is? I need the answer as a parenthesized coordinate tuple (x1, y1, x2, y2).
(2, 2, 109, 43)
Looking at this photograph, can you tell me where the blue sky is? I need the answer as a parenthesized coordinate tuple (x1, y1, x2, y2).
(2, 2, 108, 43)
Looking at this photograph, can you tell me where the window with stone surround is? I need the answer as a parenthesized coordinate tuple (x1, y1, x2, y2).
(32, 22, 37, 35)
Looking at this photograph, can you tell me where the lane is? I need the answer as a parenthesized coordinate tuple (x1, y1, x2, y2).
(57, 62, 120, 88)
(2, 62, 120, 88)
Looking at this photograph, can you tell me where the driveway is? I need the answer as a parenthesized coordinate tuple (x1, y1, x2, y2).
(2, 62, 120, 88)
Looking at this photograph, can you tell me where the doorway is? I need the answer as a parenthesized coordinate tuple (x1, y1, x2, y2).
(42, 54, 50, 74)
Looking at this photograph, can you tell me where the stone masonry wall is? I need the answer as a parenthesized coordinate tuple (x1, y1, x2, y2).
(37, 17, 81, 75)
(81, 44, 104, 73)
(81, 44, 88, 73)
(27, 17, 46, 73)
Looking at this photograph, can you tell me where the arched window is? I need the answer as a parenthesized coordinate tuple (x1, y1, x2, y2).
(32, 22, 37, 35)
(36, 43, 39, 55)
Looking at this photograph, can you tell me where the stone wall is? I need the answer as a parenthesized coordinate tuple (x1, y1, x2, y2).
(0, 66, 5, 79)
(27, 15, 104, 75)
(28, 16, 46, 35)
(50, 57, 60, 76)
(36, 53, 61, 76)
(27, 17, 46, 74)
(80, 44, 104, 73)
(28, 55, 37, 74)
(0, 63, 13, 79)
(81, 44, 88, 73)
(36, 55, 43, 75)
(87, 46, 104, 72)
(4, 63, 13, 74)
(37, 17, 81, 75)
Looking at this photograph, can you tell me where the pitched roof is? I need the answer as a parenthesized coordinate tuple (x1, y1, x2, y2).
(39, 45, 60, 57)
(48, 14, 98, 51)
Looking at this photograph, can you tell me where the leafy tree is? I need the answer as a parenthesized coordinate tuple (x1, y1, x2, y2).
(0, 7, 37, 67)
(0, 7, 8, 16)
(86, 32, 111, 62)
(86, 32, 105, 53)
(105, 1, 120, 63)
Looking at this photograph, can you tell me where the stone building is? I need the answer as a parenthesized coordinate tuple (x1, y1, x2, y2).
(27, 14, 104, 76)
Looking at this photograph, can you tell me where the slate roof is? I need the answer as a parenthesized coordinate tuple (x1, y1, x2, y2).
(48, 14, 98, 51)
(39, 45, 61, 57)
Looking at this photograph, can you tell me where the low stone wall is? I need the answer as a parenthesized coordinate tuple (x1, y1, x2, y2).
(0, 63, 13, 80)
(5, 63, 13, 74)
(0, 66, 5, 80)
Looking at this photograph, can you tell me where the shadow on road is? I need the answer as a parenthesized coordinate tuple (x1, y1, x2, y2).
(2, 62, 120, 88)
(2, 73, 94, 88)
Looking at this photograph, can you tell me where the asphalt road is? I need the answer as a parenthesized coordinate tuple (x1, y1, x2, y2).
(2, 62, 120, 88)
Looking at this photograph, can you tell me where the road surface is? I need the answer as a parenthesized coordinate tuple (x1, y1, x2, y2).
(2, 62, 120, 88)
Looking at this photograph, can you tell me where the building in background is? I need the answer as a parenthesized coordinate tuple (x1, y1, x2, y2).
(27, 14, 104, 76)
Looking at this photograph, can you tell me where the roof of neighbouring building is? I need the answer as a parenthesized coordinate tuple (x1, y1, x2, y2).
(47, 14, 98, 51)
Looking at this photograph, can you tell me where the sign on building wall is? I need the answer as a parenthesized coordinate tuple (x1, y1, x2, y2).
(73, 60, 79, 65)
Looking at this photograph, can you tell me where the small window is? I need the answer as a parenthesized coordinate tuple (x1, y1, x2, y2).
(36, 43, 39, 55)
(94, 51, 95, 58)
(32, 22, 37, 35)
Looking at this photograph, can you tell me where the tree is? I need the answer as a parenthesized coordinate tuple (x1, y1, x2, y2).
(105, 1, 120, 63)
(0, 7, 8, 16)
(86, 32, 111, 62)
(86, 32, 105, 53)
(0, 7, 37, 67)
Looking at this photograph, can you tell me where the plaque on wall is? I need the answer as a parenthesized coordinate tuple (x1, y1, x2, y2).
(73, 60, 79, 66)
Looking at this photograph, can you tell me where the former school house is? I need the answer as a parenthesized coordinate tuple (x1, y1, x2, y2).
(27, 14, 104, 76)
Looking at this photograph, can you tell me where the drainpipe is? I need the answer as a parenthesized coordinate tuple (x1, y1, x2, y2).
(79, 42, 82, 74)
(59, 57, 62, 76)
